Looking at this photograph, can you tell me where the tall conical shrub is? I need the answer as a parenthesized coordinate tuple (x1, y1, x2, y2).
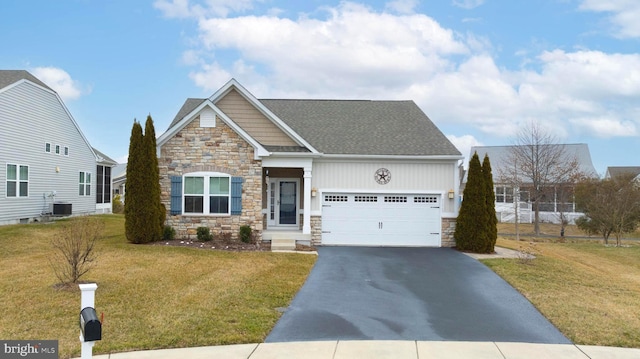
(454, 152, 489, 252)
(125, 121, 145, 244)
(482, 154, 497, 253)
(143, 115, 163, 242)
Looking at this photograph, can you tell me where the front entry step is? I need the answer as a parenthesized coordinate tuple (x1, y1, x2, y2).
(271, 237, 296, 251)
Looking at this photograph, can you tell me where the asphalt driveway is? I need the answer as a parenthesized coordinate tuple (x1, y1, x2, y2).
(266, 247, 570, 344)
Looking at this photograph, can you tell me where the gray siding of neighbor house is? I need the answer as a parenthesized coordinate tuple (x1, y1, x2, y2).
(0, 81, 96, 224)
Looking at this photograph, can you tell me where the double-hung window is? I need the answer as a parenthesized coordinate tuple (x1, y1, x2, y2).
(6, 164, 28, 197)
(183, 173, 230, 215)
(79, 171, 91, 196)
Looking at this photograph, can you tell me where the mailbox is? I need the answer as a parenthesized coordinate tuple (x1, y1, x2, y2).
(79, 307, 101, 341)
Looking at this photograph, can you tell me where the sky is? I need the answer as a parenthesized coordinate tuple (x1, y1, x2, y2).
(1, 0, 639, 174)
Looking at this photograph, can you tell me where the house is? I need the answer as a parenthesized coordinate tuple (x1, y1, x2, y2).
(0, 70, 115, 224)
(156, 79, 463, 247)
(605, 166, 640, 180)
(112, 163, 127, 199)
(467, 144, 597, 224)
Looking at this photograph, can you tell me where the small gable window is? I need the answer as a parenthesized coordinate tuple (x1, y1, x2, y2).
(55, 145, 61, 155)
(64, 146, 69, 156)
(45, 143, 51, 153)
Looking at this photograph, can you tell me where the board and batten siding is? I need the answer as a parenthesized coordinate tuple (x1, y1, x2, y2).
(310, 160, 458, 213)
(0, 81, 96, 224)
(215, 89, 298, 147)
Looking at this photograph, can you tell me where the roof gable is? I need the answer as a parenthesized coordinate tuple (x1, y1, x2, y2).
(466, 144, 597, 183)
(605, 166, 640, 179)
(0, 70, 53, 92)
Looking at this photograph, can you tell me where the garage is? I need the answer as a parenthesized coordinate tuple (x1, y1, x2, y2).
(321, 193, 442, 246)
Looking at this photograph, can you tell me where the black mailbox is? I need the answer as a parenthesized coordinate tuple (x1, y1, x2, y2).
(80, 307, 101, 341)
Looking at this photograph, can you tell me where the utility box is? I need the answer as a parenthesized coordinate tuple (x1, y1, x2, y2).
(79, 307, 101, 342)
(53, 202, 72, 216)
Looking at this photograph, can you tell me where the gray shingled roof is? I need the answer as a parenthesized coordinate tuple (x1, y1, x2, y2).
(465, 144, 597, 183)
(93, 148, 118, 166)
(261, 99, 460, 156)
(166, 97, 461, 156)
(606, 166, 640, 179)
(0, 70, 53, 91)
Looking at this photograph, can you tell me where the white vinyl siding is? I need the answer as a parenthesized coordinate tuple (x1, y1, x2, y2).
(311, 160, 457, 213)
(0, 80, 97, 224)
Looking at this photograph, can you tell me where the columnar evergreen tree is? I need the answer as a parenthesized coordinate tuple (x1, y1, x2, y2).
(482, 154, 497, 253)
(455, 152, 490, 252)
(125, 121, 145, 243)
(143, 115, 163, 242)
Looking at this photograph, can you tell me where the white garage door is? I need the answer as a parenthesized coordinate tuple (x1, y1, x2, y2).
(321, 193, 442, 246)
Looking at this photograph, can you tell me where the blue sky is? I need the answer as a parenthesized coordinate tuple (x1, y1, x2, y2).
(2, 0, 639, 174)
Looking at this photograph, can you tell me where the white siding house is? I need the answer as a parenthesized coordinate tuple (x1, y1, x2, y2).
(0, 70, 112, 224)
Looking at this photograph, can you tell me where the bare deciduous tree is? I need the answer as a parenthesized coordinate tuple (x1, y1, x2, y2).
(500, 122, 584, 235)
(49, 216, 103, 285)
(575, 173, 640, 246)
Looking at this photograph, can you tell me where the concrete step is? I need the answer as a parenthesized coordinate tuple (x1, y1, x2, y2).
(271, 237, 296, 251)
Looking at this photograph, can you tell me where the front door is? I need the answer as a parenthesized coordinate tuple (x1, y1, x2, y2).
(268, 179, 299, 227)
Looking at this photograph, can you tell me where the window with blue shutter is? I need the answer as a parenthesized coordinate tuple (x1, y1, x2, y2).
(170, 176, 182, 215)
(231, 177, 243, 215)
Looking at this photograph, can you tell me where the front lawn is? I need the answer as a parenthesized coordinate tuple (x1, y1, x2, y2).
(0, 215, 316, 358)
(484, 237, 640, 348)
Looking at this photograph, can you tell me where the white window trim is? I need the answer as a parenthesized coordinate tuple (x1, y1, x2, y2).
(6, 163, 29, 198)
(55, 144, 61, 155)
(79, 171, 92, 196)
(45, 142, 51, 153)
(64, 146, 69, 157)
(182, 171, 231, 216)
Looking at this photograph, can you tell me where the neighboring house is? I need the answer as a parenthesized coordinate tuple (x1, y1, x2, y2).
(0, 70, 114, 224)
(93, 148, 117, 213)
(157, 79, 463, 247)
(605, 166, 640, 181)
(466, 144, 597, 224)
(112, 163, 127, 200)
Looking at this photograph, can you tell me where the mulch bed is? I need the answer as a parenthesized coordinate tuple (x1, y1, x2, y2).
(152, 239, 317, 252)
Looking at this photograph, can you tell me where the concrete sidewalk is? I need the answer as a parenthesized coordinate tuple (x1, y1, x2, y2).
(86, 341, 640, 358)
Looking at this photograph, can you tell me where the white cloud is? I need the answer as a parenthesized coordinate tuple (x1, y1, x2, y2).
(452, 0, 485, 10)
(447, 134, 483, 167)
(579, 0, 640, 38)
(31, 67, 85, 101)
(166, 1, 640, 144)
(385, 0, 419, 14)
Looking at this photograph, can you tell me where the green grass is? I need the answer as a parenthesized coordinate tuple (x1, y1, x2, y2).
(0, 215, 316, 358)
(484, 237, 640, 348)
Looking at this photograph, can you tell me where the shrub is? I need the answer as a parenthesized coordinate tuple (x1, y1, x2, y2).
(112, 194, 124, 214)
(163, 225, 176, 240)
(49, 216, 103, 285)
(239, 225, 252, 243)
(196, 227, 213, 242)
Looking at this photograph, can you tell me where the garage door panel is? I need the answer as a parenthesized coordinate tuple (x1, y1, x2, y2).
(322, 193, 441, 247)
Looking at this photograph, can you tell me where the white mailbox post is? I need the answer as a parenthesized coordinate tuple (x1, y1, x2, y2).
(79, 283, 99, 359)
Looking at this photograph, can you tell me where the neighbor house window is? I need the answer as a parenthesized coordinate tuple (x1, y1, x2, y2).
(55, 145, 60, 155)
(64, 146, 69, 156)
(495, 186, 513, 203)
(183, 173, 230, 214)
(79, 171, 91, 196)
(6, 164, 29, 197)
(45, 143, 51, 153)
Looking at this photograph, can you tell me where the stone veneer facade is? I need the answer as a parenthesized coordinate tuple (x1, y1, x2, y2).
(159, 117, 263, 241)
(441, 217, 457, 247)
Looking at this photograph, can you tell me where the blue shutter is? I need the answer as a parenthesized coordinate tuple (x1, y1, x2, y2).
(170, 176, 182, 215)
(231, 177, 243, 215)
